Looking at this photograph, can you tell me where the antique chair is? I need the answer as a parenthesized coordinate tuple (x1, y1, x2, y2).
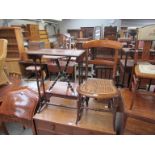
(0, 39, 10, 86)
(76, 40, 122, 130)
(129, 25, 155, 110)
(119, 41, 143, 88)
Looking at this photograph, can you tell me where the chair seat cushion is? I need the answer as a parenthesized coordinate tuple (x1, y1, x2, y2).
(0, 87, 38, 121)
(77, 78, 118, 99)
(135, 65, 155, 79)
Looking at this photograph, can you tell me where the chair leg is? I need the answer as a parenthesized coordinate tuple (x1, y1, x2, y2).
(121, 113, 128, 134)
(76, 94, 83, 124)
(1, 122, 9, 135)
(85, 97, 89, 107)
(127, 73, 131, 88)
(112, 98, 117, 131)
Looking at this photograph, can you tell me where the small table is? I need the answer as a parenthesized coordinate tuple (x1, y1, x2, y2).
(27, 48, 87, 112)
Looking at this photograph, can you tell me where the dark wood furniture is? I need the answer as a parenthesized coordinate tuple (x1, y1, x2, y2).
(130, 64, 155, 109)
(46, 60, 76, 81)
(26, 48, 86, 112)
(120, 47, 155, 88)
(104, 26, 117, 40)
(0, 87, 38, 134)
(75, 38, 91, 49)
(0, 122, 9, 134)
(81, 27, 94, 39)
(120, 88, 155, 134)
(33, 97, 116, 135)
(67, 29, 81, 39)
(76, 40, 122, 130)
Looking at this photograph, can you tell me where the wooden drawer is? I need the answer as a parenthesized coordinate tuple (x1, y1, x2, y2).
(35, 119, 75, 134)
(35, 119, 106, 135)
(37, 129, 57, 135)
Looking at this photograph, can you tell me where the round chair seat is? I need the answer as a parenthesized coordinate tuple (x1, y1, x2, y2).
(77, 78, 118, 99)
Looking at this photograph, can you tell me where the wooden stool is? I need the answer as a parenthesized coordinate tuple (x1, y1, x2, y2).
(0, 87, 38, 134)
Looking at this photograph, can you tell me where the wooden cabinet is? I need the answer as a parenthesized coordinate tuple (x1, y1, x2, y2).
(39, 30, 49, 42)
(67, 29, 81, 39)
(0, 27, 25, 75)
(0, 27, 25, 59)
(104, 26, 117, 40)
(27, 24, 40, 41)
(39, 30, 50, 48)
(81, 27, 94, 39)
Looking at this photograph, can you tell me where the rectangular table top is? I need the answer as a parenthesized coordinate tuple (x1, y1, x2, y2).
(27, 48, 85, 57)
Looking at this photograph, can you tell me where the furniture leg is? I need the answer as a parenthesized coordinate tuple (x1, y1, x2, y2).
(1, 122, 9, 135)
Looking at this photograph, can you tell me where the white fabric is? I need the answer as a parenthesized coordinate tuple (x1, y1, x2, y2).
(139, 64, 155, 74)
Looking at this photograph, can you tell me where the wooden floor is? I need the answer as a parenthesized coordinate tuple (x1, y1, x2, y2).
(0, 76, 155, 135)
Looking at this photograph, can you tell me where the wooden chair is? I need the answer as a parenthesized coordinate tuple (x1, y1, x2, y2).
(84, 40, 122, 81)
(0, 39, 10, 86)
(130, 25, 155, 110)
(76, 40, 122, 131)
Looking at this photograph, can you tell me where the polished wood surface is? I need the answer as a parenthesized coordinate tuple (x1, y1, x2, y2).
(125, 117, 155, 135)
(0, 87, 38, 134)
(44, 81, 78, 99)
(120, 88, 155, 134)
(33, 97, 115, 135)
(83, 39, 122, 49)
(0, 87, 38, 120)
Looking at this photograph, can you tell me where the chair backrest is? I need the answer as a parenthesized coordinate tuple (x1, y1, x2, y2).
(83, 40, 122, 79)
(134, 25, 155, 63)
(0, 39, 8, 71)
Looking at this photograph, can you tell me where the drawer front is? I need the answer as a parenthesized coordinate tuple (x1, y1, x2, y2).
(34, 119, 106, 135)
(34, 119, 74, 134)
(37, 129, 57, 135)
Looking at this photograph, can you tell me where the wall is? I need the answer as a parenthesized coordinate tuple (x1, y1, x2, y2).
(0, 19, 59, 38)
(0, 19, 37, 26)
(59, 19, 121, 34)
(121, 19, 155, 28)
